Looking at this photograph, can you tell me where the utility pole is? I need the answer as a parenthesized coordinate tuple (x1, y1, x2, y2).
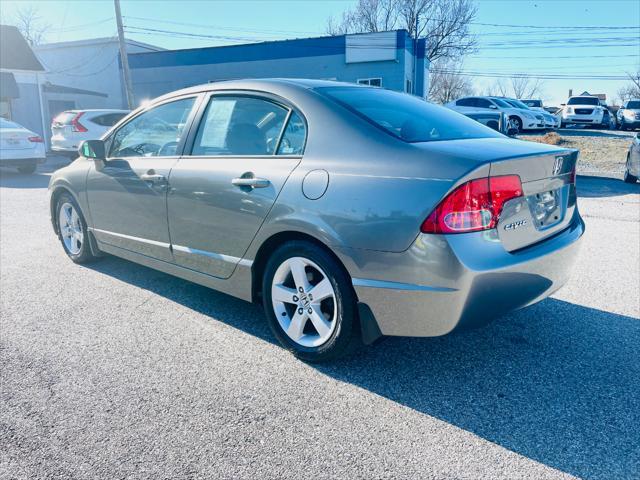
(114, 0, 134, 109)
(413, 14, 419, 95)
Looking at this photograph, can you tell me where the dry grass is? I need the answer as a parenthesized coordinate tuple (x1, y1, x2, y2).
(524, 132, 564, 146)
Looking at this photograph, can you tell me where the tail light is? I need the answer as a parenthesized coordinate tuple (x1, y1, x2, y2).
(421, 175, 523, 234)
(71, 112, 87, 132)
(28, 136, 44, 143)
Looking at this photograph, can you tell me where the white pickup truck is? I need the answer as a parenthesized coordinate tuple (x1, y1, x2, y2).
(558, 96, 612, 129)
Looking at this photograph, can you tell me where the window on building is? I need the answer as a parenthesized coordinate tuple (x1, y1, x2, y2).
(109, 97, 195, 158)
(192, 96, 289, 156)
(277, 111, 306, 155)
(357, 78, 382, 87)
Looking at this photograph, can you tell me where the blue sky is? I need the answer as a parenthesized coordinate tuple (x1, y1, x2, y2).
(2, 0, 638, 106)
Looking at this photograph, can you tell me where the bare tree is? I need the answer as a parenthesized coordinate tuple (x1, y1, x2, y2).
(483, 77, 543, 99)
(12, 5, 50, 46)
(326, 0, 476, 62)
(509, 76, 543, 99)
(428, 61, 474, 103)
(484, 79, 509, 97)
(618, 70, 640, 102)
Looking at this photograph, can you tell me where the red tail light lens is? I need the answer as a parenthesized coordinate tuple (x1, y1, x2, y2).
(71, 112, 87, 132)
(421, 175, 523, 234)
(28, 136, 44, 143)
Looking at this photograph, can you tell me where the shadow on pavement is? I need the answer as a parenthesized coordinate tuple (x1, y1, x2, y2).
(577, 175, 639, 198)
(0, 169, 51, 189)
(88, 255, 640, 480)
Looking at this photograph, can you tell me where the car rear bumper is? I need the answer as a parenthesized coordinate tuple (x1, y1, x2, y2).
(345, 211, 584, 337)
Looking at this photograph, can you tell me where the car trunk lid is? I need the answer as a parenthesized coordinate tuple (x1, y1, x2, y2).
(0, 128, 32, 150)
(490, 149, 578, 251)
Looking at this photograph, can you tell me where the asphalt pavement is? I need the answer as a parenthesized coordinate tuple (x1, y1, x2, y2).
(1, 159, 639, 479)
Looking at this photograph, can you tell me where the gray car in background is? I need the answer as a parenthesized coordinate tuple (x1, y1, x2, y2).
(48, 79, 584, 361)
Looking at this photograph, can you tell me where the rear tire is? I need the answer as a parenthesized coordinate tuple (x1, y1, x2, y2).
(17, 163, 37, 174)
(262, 241, 359, 362)
(55, 192, 99, 263)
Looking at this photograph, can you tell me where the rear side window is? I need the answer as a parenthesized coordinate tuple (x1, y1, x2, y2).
(192, 96, 289, 156)
(319, 87, 502, 143)
(456, 98, 475, 107)
(277, 111, 306, 155)
(92, 113, 127, 126)
(109, 97, 195, 158)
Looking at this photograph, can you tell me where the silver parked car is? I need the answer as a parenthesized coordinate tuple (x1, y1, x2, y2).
(625, 132, 640, 183)
(49, 79, 584, 361)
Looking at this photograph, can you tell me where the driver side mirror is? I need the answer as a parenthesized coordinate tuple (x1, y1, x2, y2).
(489, 105, 498, 109)
(79, 139, 106, 161)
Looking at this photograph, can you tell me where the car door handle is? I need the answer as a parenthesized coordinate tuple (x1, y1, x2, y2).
(231, 176, 270, 188)
(140, 173, 167, 184)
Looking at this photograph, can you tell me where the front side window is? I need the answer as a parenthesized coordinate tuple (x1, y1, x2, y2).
(192, 96, 289, 156)
(109, 97, 195, 158)
(318, 87, 502, 143)
(476, 98, 495, 109)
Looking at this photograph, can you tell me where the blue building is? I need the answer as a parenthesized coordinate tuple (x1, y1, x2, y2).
(128, 30, 429, 103)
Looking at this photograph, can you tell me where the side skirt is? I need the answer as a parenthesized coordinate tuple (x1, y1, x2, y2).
(97, 242, 254, 303)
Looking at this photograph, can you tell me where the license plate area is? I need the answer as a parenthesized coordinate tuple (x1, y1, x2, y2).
(527, 189, 562, 230)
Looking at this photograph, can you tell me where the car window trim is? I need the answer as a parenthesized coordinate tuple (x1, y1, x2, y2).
(182, 89, 307, 158)
(104, 93, 204, 160)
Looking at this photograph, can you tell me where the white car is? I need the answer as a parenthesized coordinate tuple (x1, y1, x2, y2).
(446, 96, 544, 133)
(51, 109, 128, 156)
(503, 98, 558, 130)
(0, 118, 46, 174)
(559, 96, 611, 129)
(617, 99, 640, 131)
(625, 132, 640, 183)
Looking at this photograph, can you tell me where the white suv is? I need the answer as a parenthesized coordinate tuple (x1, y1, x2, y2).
(559, 96, 611, 129)
(446, 96, 544, 133)
(51, 109, 128, 156)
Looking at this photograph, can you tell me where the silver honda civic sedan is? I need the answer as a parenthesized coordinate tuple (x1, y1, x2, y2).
(49, 79, 584, 361)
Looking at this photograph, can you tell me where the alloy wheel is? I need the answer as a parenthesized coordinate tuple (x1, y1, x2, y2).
(59, 202, 83, 255)
(271, 256, 337, 347)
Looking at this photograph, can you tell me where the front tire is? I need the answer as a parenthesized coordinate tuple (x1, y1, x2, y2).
(262, 241, 359, 362)
(510, 116, 522, 134)
(55, 192, 99, 263)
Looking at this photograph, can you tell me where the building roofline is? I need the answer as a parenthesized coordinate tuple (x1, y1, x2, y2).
(35, 36, 164, 51)
(128, 29, 410, 57)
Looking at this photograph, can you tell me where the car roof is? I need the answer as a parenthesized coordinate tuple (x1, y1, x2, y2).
(149, 78, 367, 103)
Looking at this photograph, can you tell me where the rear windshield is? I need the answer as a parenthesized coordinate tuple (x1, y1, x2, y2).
(317, 87, 502, 143)
(0, 118, 21, 129)
(626, 101, 640, 109)
(567, 97, 599, 106)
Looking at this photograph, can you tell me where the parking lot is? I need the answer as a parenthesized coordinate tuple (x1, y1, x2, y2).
(1, 157, 638, 479)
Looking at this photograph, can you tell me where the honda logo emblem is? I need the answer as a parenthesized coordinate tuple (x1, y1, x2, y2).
(553, 156, 564, 176)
